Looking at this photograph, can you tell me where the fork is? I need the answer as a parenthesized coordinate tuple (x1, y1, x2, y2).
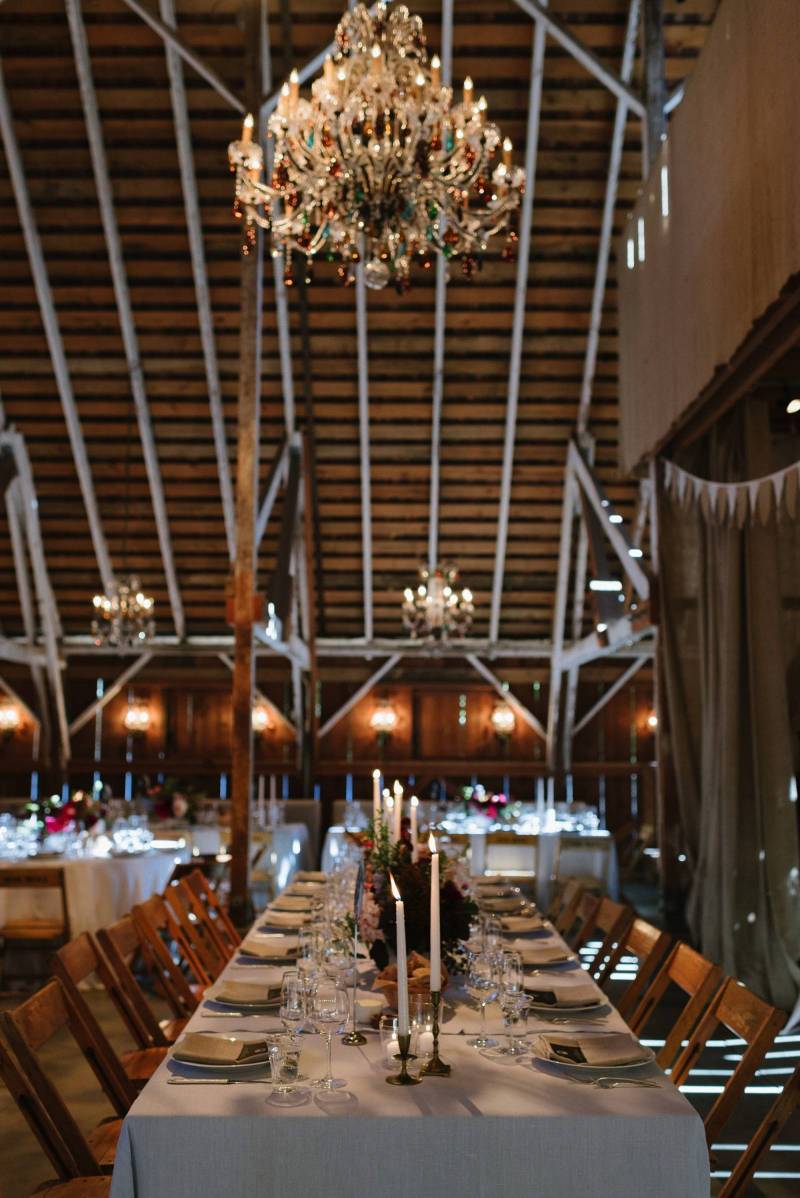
(561, 1075, 660, 1089)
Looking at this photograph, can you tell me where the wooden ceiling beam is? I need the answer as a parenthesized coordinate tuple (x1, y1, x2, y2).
(66, 0, 185, 638)
(490, 16, 547, 644)
(159, 0, 235, 562)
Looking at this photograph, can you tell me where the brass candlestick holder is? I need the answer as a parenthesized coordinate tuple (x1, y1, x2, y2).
(386, 1032, 421, 1086)
(419, 989, 451, 1077)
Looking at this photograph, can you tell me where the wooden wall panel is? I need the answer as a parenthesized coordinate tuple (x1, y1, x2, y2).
(617, 0, 800, 471)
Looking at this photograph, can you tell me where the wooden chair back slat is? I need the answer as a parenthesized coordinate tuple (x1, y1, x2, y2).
(132, 896, 199, 1018)
(671, 976, 786, 1146)
(628, 941, 723, 1070)
(1, 977, 130, 1129)
(550, 879, 584, 935)
(164, 882, 225, 986)
(95, 918, 167, 1049)
(0, 1034, 97, 1181)
(565, 892, 600, 950)
(573, 897, 634, 985)
(177, 872, 236, 961)
(602, 918, 673, 1021)
(718, 1064, 800, 1198)
(184, 869, 240, 954)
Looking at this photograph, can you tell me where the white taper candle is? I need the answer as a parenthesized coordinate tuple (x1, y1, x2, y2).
(429, 833, 441, 991)
(390, 873, 409, 1036)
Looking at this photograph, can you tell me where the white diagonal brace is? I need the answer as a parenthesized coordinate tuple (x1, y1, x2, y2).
(573, 656, 648, 734)
(569, 441, 649, 598)
(67, 0, 185, 638)
(490, 15, 547, 642)
(577, 0, 640, 435)
(465, 653, 546, 739)
(0, 58, 113, 591)
(6, 478, 51, 744)
(68, 651, 154, 737)
(217, 653, 297, 738)
(118, 0, 245, 113)
(546, 462, 577, 768)
(427, 0, 454, 572)
(355, 246, 373, 642)
(512, 0, 646, 119)
(561, 620, 652, 671)
(256, 441, 288, 546)
(0, 637, 43, 666)
(159, 0, 235, 561)
(317, 654, 400, 740)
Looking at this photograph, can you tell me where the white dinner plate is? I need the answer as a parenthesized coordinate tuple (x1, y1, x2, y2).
(171, 1031, 273, 1071)
(525, 999, 604, 1014)
(529, 1037, 655, 1070)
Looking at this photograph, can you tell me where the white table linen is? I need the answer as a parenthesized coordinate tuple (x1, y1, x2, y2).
(109, 921, 708, 1198)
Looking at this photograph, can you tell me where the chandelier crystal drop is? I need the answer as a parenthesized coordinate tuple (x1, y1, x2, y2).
(91, 576, 156, 650)
(228, 2, 524, 291)
(402, 563, 474, 641)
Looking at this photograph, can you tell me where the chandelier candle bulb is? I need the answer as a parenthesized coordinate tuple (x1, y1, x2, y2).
(390, 873, 409, 1037)
(503, 136, 513, 168)
(241, 112, 254, 144)
(430, 52, 440, 89)
(429, 833, 441, 991)
(370, 43, 382, 77)
(278, 82, 289, 117)
(323, 55, 334, 88)
(463, 76, 473, 105)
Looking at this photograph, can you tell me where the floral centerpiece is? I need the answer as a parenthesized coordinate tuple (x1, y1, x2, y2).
(461, 783, 509, 821)
(348, 817, 477, 975)
(26, 789, 106, 835)
(145, 777, 200, 824)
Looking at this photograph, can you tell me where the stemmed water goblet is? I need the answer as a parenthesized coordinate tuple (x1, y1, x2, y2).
(467, 951, 500, 1048)
(309, 980, 348, 1090)
(280, 972, 306, 1047)
(491, 952, 528, 1057)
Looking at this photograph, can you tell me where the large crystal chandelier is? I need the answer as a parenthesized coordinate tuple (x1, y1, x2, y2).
(228, 1, 524, 291)
(402, 564, 474, 641)
(91, 577, 155, 650)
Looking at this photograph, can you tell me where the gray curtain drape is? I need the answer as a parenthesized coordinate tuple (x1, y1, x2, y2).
(659, 402, 800, 1012)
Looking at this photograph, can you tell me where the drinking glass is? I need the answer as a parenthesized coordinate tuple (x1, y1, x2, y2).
(280, 972, 305, 1047)
(309, 981, 348, 1090)
(466, 952, 499, 1048)
(268, 1036, 301, 1099)
(496, 992, 529, 1056)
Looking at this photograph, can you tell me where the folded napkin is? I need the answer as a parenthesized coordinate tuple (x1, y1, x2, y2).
(260, 909, 310, 927)
(270, 894, 313, 912)
(534, 1031, 648, 1067)
(286, 881, 324, 895)
(294, 870, 327, 883)
(480, 897, 525, 913)
(502, 915, 545, 933)
(241, 937, 297, 959)
(210, 978, 283, 1005)
(173, 1033, 269, 1066)
(514, 942, 572, 966)
(524, 977, 599, 1007)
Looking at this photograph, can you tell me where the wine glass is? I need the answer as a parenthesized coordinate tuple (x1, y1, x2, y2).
(309, 981, 348, 1090)
(467, 952, 499, 1048)
(280, 972, 305, 1047)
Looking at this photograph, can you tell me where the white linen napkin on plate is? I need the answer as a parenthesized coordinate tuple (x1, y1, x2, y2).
(241, 936, 297, 958)
(286, 881, 324, 895)
(211, 976, 283, 1004)
(502, 914, 545, 933)
(260, 909, 310, 927)
(480, 897, 525, 912)
(173, 1033, 270, 1066)
(534, 1031, 648, 1067)
(294, 870, 327, 883)
(269, 894, 313, 912)
(512, 939, 571, 965)
(524, 976, 599, 1006)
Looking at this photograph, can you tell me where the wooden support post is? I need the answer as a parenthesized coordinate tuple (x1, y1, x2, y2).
(643, 0, 666, 175)
(230, 1, 263, 926)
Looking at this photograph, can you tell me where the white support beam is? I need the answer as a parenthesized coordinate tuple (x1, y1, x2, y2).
(159, 0, 235, 561)
(66, 0, 185, 639)
(0, 58, 113, 592)
(118, 0, 245, 113)
(0, 637, 44, 667)
(427, 0, 454, 572)
(6, 478, 51, 745)
(546, 465, 577, 768)
(256, 441, 288, 547)
(68, 652, 153, 737)
(490, 16, 547, 643)
(465, 654, 546, 739)
(561, 620, 653, 671)
(512, 0, 646, 119)
(252, 623, 311, 670)
(569, 441, 650, 598)
(577, 0, 640, 436)
(217, 653, 297, 738)
(355, 248, 373, 642)
(573, 655, 648, 734)
(317, 654, 401, 740)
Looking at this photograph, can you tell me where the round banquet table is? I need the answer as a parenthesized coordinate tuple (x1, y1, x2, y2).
(0, 847, 189, 938)
(154, 821, 312, 887)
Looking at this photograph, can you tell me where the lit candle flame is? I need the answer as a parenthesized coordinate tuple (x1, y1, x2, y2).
(410, 795, 419, 808)
(372, 768, 381, 779)
(389, 872, 401, 902)
(428, 832, 437, 854)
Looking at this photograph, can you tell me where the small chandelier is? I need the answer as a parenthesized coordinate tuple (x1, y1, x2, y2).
(491, 702, 516, 738)
(402, 563, 473, 641)
(228, 2, 524, 291)
(370, 700, 398, 735)
(123, 701, 151, 734)
(91, 576, 155, 650)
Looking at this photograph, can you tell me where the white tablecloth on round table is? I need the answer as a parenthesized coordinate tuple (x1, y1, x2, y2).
(157, 822, 312, 888)
(0, 848, 188, 938)
(321, 826, 619, 905)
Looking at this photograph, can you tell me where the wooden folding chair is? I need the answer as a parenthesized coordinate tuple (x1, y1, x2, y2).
(671, 976, 787, 1146)
(547, 878, 584, 935)
(131, 895, 201, 1019)
(52, 934, 167, 1088)
(716, 1063, 800, 1197)
(164, 881, 227, 987)
(599, 917, 673, 1021)
(181, 868, 240, 957)
(0, 867, 71, 983)
(1, 979, 127, 1158)
(0, 1033, 113, 1194)
(628, 941, 723, 1071)
(95, 916, 187, 1048)
(572, 897, 634, 986)
(564, 891, 600, 950)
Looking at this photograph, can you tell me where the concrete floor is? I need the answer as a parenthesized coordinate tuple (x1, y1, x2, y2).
(1, 964, 798, 1197)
